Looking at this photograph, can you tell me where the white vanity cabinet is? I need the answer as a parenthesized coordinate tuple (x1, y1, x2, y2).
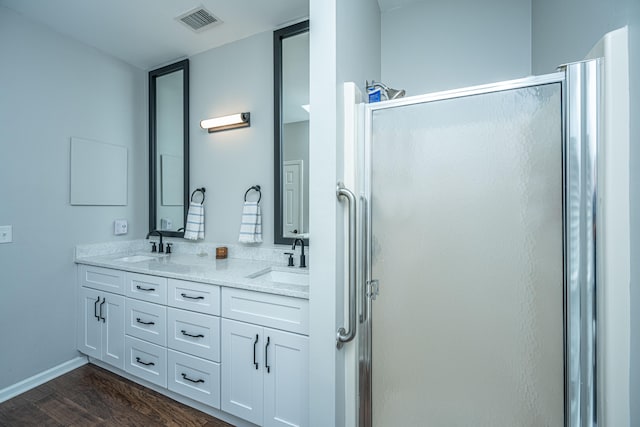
(221, 288, 309, 427)
(77, 261, 309, 426)
(77, 266, 125, 370)
(166, 278, 222, 409)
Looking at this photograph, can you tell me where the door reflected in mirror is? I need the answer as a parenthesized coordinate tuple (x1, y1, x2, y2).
(149, 60, 189, 237)
(274, 21, 309, 245)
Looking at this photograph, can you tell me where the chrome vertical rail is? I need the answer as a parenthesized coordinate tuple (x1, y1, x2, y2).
(337, 182, 357, 348)
(563, 59, 600, 427)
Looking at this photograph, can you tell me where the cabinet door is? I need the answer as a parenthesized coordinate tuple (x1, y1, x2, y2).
(125, 272, 167, 304)
(168, 279, 220, 316)
(125, 298, 167, 346)
(167, 308, 220, 362)
(263, 328, 309, 427)
(78, 287, 102, 359)
(125, 336, 168, 388)
(102, 293, 125, 370)
(168, 349, 221, 409)
(78, 265, 125, 294)
(221, 319, 263, 425)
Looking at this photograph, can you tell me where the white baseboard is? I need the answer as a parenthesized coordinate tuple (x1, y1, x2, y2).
(0, 356, 88, 403)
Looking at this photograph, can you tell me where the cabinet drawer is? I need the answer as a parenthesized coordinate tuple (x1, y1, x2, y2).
(222, 288, 309, 335)
(78, 265, 125, 294)
(168, 279, 220, 316)
(125, 272, 167, 304)
(124, 336, 167, 388)
(125, 299, 167, 346)
(168, 308, 220, 362)
(168, 349, 221, 409)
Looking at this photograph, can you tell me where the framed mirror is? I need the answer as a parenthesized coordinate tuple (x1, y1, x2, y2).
(274, 21, 309, 245)
(149, 59, 189, 237)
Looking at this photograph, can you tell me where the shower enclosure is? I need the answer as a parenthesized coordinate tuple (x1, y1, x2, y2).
(337, 60, 600, 427)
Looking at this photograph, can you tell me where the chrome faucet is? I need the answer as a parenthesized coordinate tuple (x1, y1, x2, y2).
(292, 238, 306, 268)
(146, 230, 164, 253)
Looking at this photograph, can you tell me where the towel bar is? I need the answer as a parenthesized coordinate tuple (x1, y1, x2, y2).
(190, 187, 205, 204)
(244, 185, 261, 203)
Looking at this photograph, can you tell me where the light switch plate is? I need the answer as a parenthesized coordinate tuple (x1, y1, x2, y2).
(0, 225, 13, 243)
(114, 219, 128, 235)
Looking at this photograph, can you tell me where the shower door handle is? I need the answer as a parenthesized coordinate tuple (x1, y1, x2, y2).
(336, 182, 357, 349)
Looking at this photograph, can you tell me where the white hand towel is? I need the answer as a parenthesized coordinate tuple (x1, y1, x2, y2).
(238, 201, 262, 243)
(184, 202, 204, 240)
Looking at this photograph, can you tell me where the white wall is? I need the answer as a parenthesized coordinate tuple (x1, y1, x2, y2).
(628, 1, 640, 425)
(381, 0, 531, 96)
(189, 31, 276, 246)
(308, 0, 381, 425)
(532, 0, 639, 425)
(532, 0, 630, 74)
(0, 6, 146, 389)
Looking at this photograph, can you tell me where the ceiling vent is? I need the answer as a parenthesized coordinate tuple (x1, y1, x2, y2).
(176, 7, 221, 33)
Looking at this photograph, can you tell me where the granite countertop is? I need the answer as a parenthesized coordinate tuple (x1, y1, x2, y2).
(75, 252, 309, 300)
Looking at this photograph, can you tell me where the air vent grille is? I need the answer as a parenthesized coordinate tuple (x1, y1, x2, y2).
(177, 7, 221, 33)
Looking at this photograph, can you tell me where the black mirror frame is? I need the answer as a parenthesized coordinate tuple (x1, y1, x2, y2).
(273, 20, 309, 246)
(149, 59, 189, 237)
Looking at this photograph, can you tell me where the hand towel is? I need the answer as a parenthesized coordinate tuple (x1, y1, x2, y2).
(184, 202, 204, 240)
(238, 201, 262, 243)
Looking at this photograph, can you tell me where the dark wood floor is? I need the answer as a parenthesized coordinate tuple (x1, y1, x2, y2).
(0, 363, 235, 426)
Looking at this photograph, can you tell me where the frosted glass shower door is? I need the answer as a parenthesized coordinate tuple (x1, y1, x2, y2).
(367, 83, 564, 426)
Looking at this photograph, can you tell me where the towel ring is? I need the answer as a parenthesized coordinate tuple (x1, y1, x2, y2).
(191, 187, 205, 204)
(244, 185, 261, 203)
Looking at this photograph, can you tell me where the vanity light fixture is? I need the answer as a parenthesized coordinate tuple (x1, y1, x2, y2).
(200, 112, 250, 133)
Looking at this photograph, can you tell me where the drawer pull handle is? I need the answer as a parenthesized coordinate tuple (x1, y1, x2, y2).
(136, 285, 156, 292)
(265, 336, 271, 374)
(253, 334, 259, 370)
(135, 357, 155, 366)
(180, 293, 204, 300)
(181, 330, 204, 338)
(99, 298, 106, 322)
(136, 317, 155, 326)
(94, 296, 101, 321)
(181, 373, 205, 384)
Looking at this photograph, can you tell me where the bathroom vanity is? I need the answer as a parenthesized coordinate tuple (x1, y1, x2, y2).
(76, 244, 309, 427)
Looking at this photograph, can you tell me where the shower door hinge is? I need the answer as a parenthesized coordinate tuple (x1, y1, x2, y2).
(367, 279, 380, 300)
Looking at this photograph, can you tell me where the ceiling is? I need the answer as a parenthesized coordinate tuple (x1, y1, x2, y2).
(0, 0, 309, 69)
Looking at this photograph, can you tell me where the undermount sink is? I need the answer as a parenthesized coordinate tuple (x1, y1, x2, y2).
(248, 267, 309, 286)
(115, 254, 163, 263)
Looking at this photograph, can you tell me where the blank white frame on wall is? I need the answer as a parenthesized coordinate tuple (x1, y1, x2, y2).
(70, 137, 128, 206)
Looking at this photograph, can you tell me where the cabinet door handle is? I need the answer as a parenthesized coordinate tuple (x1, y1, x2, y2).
(265, 336, 271, 374)
(94, 296, 101, 321)
(136, 285, 155, 292)
(135, 357, 154, 366)
(181, 373, 205, 384)
(99, 298, 106, 323)
(181, 330, 204, 338)
(253, 334, 259, 370)
(180, 293, 204, 300)
(136, 318, 155, 326)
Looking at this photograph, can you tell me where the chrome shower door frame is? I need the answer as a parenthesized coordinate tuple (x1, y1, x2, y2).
(358, 60, 600, 427)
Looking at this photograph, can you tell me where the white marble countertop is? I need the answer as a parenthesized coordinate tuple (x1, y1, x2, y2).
(75, 251, 309, 299)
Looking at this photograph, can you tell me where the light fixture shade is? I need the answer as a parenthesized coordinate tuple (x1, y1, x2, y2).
(200, 112, 250, 133)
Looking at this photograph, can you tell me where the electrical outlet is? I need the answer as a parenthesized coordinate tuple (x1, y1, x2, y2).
(0, 225, 13, 243)
(114, 219, 128, 235)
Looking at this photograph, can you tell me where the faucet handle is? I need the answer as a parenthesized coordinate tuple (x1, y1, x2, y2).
(150, 242, 157, 253)
(284, 252, 294, 267)
(165, 243, 172, 254)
